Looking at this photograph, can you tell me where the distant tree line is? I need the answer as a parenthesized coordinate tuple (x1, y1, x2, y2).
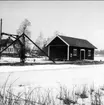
(95, 49, 104, 55)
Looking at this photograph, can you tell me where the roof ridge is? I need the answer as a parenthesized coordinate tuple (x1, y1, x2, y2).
(58, 35, 87, 41)
(58, 35, 96, 49)
(46, 34, 97, 49)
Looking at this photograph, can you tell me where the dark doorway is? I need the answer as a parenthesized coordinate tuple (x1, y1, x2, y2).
(81, 50, 85, 60)
(50, 46, 67, 60)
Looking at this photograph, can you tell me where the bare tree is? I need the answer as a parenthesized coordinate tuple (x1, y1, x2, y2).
(17, 18, 31, 51)
(32, 32, 47, 56)
(34, 32, 46, 50)
(14, 19, 31, 63)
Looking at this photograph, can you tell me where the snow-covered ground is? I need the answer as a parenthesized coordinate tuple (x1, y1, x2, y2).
(0, 56, 52, 63)
(0, 55, 104, 63)
(0, 56, 104, 105)
(0, 56, 104, 90)
(94, 55, 104, 61)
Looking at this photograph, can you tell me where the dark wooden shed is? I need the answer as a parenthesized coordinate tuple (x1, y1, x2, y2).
(46, 35, 97, 61)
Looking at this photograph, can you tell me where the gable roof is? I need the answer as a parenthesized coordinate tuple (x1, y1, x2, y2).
(47, 35, 97, 49)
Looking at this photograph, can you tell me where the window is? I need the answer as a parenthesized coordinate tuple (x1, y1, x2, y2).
(11, 48, 13, 52)
(73, 49, 77, 56)
(8, 48, 10, 52)
(9, 48, 11, 52)
(88, 50, 91, 56)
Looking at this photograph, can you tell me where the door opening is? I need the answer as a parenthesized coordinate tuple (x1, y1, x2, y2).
(80, 50, 85, 60)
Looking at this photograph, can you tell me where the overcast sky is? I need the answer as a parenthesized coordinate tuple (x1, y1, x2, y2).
(0, 1, 104, 50)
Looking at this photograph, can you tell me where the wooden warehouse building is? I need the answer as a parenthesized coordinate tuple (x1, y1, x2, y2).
(46, 35, 97, 61)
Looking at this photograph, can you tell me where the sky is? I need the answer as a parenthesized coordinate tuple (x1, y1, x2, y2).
(0, 1, 104, 50)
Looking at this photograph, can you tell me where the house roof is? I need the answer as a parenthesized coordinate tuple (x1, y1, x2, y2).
(47, 35, 97, 49)
(0, 38, 13, 47)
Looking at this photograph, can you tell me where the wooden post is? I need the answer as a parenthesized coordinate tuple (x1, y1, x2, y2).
(19, 33, 26, 63)
(0, 19, 2, 59)
(0, 18, 2, 37)
(22, 33, 26, 63)
(48, 45, 50, 57)
(67, 45, 69, 60)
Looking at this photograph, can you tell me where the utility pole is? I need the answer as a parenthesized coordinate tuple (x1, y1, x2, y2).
(0, 19, 2, 59)
(0, 18, 2, 41)
(0, 18, 2, 34)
